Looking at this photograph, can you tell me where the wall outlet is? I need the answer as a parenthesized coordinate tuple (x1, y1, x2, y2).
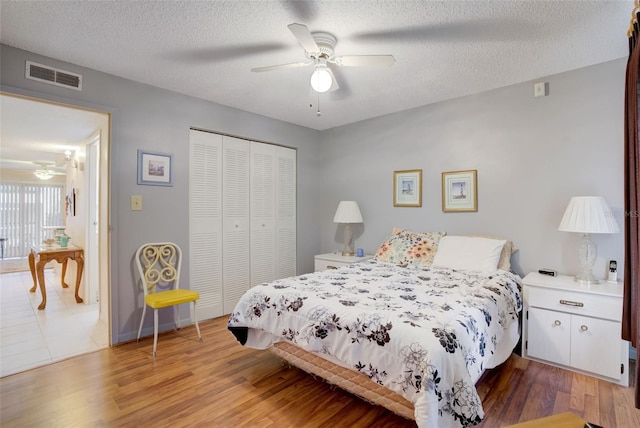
(534, 81, 549, 97)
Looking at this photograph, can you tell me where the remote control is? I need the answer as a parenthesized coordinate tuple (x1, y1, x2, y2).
(538, 268, 557, 277)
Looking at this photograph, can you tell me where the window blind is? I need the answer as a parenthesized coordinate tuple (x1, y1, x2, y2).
(0, 182, 64, 258)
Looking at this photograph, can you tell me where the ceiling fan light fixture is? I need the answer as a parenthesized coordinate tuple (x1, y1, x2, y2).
(310, 66, 332, 93)
(34, 170, 54, 180)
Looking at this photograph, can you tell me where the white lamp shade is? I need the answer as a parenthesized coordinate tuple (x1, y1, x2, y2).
(333, 201, 363, 224)
(558, 196, 619, 234)
(310, 67, 332, 93)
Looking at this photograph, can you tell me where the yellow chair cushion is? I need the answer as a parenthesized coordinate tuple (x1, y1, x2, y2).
(145, 289, 199, 309)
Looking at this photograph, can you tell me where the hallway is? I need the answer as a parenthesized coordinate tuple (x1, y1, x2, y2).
(0, 267, 108, 377)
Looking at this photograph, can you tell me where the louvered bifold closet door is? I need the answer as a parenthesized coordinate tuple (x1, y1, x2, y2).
(222, 136, 251, 314)
(275, 146, 297, 278)
(250, 142, 276, 286)
(189, 130, 223, 320)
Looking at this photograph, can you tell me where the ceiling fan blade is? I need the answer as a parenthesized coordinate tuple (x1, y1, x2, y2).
(33, 160, 55, 168)
(333, 55, 395, 67)
(327, 67, 340, 92)
(251, 61, 312, 73)
(287, 23, 319, 54)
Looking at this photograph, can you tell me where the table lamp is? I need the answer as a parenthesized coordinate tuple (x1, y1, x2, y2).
(558, 196, 619, 284)
(333, 201, 363, 256)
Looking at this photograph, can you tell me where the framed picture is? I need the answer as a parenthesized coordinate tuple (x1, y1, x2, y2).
(393, 169, 422, 207)
(65, 190, 76, 217)
(442, 169, 477, 212)
(137, 150, 173, 186)
(71, 188, 76, 216)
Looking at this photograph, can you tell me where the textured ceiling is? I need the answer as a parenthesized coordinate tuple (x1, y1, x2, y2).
(0, 0, 632, 131)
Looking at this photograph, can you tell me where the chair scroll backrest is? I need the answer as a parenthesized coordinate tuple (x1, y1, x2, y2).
(135, 242, 183, 297)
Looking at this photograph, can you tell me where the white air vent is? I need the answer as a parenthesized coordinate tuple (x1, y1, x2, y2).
(25, 61, 82, 90)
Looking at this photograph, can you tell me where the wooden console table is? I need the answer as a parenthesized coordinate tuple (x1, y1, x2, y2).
(28, 244, 84, 310)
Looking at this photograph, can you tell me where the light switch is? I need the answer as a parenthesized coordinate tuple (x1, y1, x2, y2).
(131, 195, 143, 211)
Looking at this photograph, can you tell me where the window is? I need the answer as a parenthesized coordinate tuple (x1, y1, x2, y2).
(0, 182, 64, 258)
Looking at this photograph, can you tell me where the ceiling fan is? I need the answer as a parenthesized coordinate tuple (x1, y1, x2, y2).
(32, 161, 65, 180)
(251, 23, 395, 93)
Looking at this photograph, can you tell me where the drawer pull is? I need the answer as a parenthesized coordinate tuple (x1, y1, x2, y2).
(559, 299, 584, 307)
(327, 265, 338, 270)
(580, 325, 589, 332)
(554, 320, 562, 326)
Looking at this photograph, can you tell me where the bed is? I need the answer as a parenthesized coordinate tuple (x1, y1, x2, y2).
(228, 230, 522, 428)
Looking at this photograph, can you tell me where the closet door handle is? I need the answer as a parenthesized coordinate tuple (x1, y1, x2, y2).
(580, 325, 589, 332)
(559, 299, 584, 307)
(553, 320, 562, 326)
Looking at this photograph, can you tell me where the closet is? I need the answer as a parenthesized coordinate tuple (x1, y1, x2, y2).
(189, 129, 296, 320)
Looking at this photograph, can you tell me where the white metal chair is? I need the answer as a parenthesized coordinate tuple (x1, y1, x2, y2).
(135, 242, 202, 357)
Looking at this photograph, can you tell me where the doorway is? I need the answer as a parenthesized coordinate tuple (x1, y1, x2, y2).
(0, 93, 111, 377)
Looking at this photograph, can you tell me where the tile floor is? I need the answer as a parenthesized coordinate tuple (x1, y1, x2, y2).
(0, 266, 109, 377)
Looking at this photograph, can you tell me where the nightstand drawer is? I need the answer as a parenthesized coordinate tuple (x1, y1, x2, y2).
(527, 286, 622, 321)
(314, 253, 373, 272)
(314, 259, 350, 271)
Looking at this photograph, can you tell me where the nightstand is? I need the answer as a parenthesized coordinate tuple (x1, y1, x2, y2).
(314, 252, 373, 272)
(522, 272, 629, 386)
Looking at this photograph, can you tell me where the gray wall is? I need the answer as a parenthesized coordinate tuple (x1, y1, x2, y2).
(1, 45, 323, 344)
(318, 58, 626, 280)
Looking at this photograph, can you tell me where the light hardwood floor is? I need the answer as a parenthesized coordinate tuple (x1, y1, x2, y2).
(1, 315, 638, 427)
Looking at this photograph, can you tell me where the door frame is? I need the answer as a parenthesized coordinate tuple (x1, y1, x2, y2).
(84, 133, 100, 307)
(1, 90, 112, 344)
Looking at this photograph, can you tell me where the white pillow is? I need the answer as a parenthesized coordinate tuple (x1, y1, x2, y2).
(467, 234, 517, 271)
(432, 236, 507, 273)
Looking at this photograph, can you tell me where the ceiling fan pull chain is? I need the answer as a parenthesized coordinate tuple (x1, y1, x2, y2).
(316, 89, 321, 117)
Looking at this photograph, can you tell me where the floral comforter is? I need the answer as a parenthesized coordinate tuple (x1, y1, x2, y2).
(228, 259, 522, 428)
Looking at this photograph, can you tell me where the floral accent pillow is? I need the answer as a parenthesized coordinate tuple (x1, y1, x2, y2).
(375, 227, 446, 267)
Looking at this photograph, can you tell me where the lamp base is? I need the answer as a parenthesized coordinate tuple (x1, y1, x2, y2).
(573, 276, 600, 285)
(341, 224, 355, 258)
(573, 275, 600, 285)
(575, 233, 599, 285)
